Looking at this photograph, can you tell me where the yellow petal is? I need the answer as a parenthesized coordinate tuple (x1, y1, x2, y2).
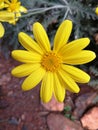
(0, 23, 4, 38)
(58, 69, 80, 93)
(33, 22, 50, 52)
(53, 20, 72, 52)
(11, 50, 42, 63)
(15, 12, 21, 17)
(64, 50, 96, 65)
(8, 19, 17, 25)
(11, 63, 41, 77)
(19, 6, 27, 13)
(4, 0, 10, 4)
(40, 72, 53, 103)
(61, 64, 90, 83)
(95, 7, 98, 15)
(12, 0, 17, 3)
(0, 11, 15, 22)
(0, 1, 5, 9)
(59, 38, 90, 56)
(22, 67, 46, 91)
(53, 73, 65, 102)
(18, 32, 43, 55)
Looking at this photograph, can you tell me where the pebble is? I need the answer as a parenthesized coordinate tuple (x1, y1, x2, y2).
(47, 113, 83, 130)
(81, 107, 98, 130)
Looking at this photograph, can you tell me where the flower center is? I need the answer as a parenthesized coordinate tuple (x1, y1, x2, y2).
(41, 51, 62, 72)
(9, 2, 20, 12)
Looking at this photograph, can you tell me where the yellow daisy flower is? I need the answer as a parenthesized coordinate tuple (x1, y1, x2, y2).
(0, 11, 15, 37)
(4, 0, 27, 24)
(95, 7, 98, 15)
(11, 20, 96, 103)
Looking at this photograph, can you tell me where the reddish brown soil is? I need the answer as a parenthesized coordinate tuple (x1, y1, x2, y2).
(0, 54, 98, 130)
(0, 54, 48, 130)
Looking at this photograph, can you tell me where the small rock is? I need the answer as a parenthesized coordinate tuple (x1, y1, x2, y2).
(8, 117, 19, 125)
(39, 111, 49, 116)
(47, 113, 83, 130)
(81, 107, 98, 130)
(31, 95, 34, 99)
(72, 92, 97, 119)
(21, 113, 26, 121)
(7, 91, 13, 96)
(0, 73, 11, 85)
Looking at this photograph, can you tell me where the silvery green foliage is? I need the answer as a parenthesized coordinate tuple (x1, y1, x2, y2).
(0, 0, 98, 58)
(88, 66, 98, 89)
